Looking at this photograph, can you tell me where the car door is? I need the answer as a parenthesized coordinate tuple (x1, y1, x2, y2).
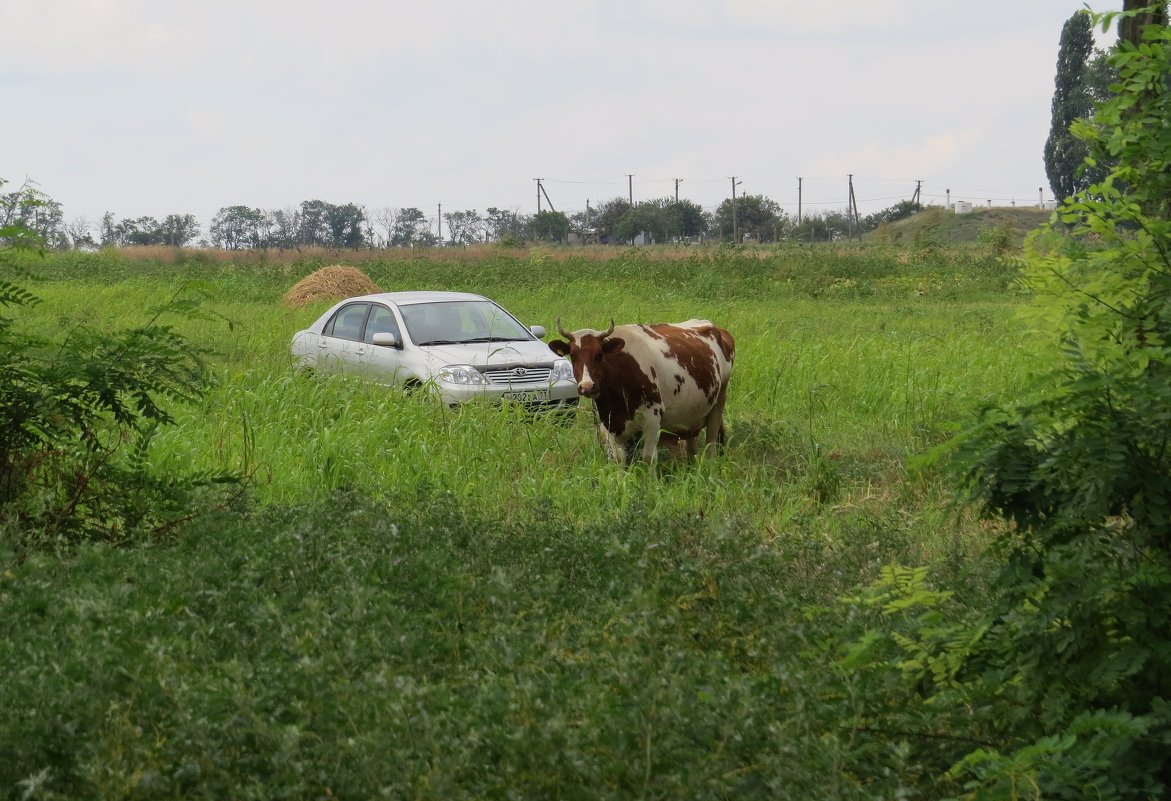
(356, 303, 407, 385)
(319, 302, 371, 374)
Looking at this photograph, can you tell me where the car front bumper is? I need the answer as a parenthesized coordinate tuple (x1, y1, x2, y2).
(436, 379, 580, 409)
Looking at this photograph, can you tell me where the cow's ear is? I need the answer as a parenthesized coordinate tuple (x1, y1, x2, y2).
(602, 337, 625, 355)
(548, 339, 571, 356)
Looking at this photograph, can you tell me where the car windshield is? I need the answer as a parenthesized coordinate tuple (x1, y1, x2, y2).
(400, 300, 534, 346)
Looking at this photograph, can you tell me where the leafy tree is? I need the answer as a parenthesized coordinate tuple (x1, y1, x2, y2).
(1084, 45, 1119, 106)
(861, 199, 922, 232)
(664, 198, 709, 240)
(298, 199, 332, 247)
(528, 209, 570, 243)
(613, 199, 669, 244)
(610, 198, 707, 244)
(712, 194, 786, 242)
(443, 209, 483, 246)
(209, 206, 264, 250)
(0, 179, 66, 250)
(117, 216, 164, 246)
(484, 207, 526, 243)
(390, 207, 431, 247)
(792, 209, 852, 243)
(100, 212, 118, 247)
(324, 202, 366, 249)
(0, 179, 53, 250)
(590, 197, 633, 244)
(160, 214, 201, 247)
(1044, 11, 1105, 201)
(267, 207, 302, 250)
(840, 11, 1171, 798)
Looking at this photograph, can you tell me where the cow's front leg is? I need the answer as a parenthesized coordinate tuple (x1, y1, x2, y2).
(639, 419, 662, 463)
(601, 428, 628, 464)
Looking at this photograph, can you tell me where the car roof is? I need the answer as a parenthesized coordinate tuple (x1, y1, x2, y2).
(344, 291, 490, 307)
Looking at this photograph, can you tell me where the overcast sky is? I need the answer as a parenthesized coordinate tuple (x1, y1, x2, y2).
(3, 1, 1116, 233)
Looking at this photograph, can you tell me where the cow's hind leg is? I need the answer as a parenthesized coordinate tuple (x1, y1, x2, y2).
(702, 384, 730, 456)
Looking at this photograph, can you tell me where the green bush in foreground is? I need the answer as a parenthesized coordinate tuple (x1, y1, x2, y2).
(836, 11, 1171, 799)
(0, 491, 935, 800)
(0, 264, 241, 547)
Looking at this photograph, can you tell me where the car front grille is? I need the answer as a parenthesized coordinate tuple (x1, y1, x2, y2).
(480, 364, 553, 385)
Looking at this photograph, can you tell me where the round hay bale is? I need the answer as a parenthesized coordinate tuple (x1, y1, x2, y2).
(282, 264, 381, 308)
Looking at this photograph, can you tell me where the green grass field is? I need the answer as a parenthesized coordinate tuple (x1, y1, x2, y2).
(0, 243, 1051, 799)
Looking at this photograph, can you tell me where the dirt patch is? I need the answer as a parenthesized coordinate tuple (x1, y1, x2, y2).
(282, 264, 381, 308)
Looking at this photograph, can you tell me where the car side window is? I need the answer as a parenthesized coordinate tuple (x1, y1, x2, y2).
(363, 305, 400, 344)
(325, 303, 369, 341)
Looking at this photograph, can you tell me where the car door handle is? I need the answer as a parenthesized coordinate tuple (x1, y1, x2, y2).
(317, 340, 328, 348)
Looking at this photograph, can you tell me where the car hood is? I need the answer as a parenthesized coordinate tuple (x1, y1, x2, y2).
(422, 339, 559, 367)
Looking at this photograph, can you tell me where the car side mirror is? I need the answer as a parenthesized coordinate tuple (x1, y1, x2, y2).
(530, 325, 546, 339)
(371, 332, 402, 349)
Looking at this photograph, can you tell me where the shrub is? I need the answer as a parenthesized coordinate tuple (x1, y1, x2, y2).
(834, 11, 1171, 799)
(0, 207, 242, 547)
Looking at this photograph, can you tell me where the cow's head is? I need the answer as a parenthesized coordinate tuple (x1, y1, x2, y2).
(548, 318, 624, 398)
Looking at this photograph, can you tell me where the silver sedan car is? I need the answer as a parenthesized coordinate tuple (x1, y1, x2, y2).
(290, 291, 579, 409)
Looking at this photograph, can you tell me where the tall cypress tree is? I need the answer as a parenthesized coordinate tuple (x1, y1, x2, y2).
(1044, 11, 1097, 201)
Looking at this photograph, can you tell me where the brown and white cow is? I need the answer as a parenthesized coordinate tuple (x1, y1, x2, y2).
(549, 319, 735, 464)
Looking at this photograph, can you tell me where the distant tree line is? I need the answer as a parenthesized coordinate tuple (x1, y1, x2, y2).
(2, 178, 925, 252)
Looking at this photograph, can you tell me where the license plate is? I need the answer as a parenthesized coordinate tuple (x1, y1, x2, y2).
(503, 389, 549, 402)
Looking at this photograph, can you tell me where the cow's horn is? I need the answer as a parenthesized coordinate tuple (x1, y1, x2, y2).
(556, 317, 571, 338)
(600, 318, 615, 338)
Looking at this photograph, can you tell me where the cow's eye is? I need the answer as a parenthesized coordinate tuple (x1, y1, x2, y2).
(594, 352, 603, 362)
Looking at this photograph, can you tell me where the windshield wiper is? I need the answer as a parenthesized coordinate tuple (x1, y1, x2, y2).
(417, 339, 462, 346)
(459, 336, 528, 343)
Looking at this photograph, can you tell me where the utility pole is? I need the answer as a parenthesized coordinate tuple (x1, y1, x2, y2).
(627, 174, 634, 205)
(847, 174, 859, 241)
(846, 175, 852, 241)
(912, 179, 922, 209)
(730, 177, 742, 243)
(797, 177, 803, 227)
(674, 178, 683, 202)
(437, 203, 442, 245)
(533, 178, 556, 213)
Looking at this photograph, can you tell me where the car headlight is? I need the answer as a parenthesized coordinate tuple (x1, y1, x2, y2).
(551, 358, 574, 383)
(437, 365, 489, 386)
